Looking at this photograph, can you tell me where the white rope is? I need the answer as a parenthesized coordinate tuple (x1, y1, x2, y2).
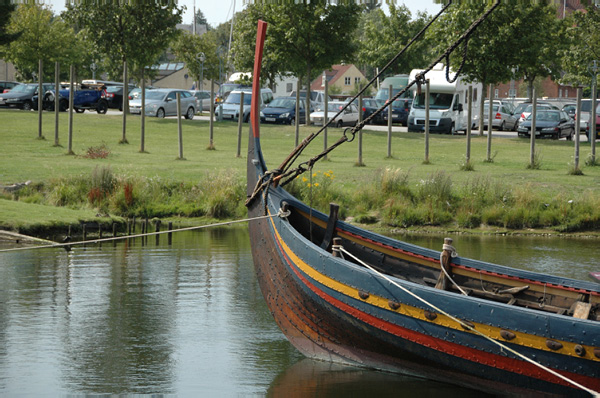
(0, 210, 289, 253)
(337, 246, 600, 397)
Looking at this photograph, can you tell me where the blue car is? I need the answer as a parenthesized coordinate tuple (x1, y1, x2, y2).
(260, 96, 308, 125)
(382, 98, 412, 126)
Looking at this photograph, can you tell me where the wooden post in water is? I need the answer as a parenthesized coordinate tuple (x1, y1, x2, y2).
(112, 223, 117, 237)
(54, 61, 60, 147)
(82, 224, 87, 241)
(155, 220, 161, 245)
(168, 222, 173, 245)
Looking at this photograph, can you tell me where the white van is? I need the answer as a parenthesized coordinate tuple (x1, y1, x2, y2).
(215, 88, 274, 122)
(407, 64, 481, 134)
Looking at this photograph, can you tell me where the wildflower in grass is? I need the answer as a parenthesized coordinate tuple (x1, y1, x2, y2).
(302, 177, 308, 182)
(315, 183, 319, 187)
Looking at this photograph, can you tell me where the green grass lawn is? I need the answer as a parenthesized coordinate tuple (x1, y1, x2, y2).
(1, 108, 599, 233)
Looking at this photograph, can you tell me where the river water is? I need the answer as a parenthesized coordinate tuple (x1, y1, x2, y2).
(0, 227, 597, 397)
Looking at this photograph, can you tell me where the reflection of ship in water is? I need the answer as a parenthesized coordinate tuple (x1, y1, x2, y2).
(267, 358, 494, 398)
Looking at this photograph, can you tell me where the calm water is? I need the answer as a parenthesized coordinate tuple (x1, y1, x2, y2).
(0, 227, 597, 397)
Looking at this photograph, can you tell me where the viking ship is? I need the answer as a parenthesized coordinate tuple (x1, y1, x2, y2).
(245, 5, 600, 396)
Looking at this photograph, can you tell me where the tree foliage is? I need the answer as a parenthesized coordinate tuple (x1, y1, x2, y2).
(0, 3, 20, 49)
(231, 2, 361, 96)
(3, 4, 87, 82)
(357, 5, 432, 77)
(62, 2, 183, 82)
(171, 31, 219, 84)
(426, 1, 566, 100)
(561, 6, 600, 87)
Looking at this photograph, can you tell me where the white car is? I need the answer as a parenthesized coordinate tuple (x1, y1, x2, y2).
(215, 88, 273, 122)
(310, 101, 360, 127)
(129, 88, 196, 119)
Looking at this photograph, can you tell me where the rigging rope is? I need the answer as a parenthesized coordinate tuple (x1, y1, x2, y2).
(335, 245, 600, 398)
(246, 0, 501, 206)
(0, 210, 290, 253)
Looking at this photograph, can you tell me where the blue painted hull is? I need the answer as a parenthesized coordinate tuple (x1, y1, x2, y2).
(246, 130, 600, 397)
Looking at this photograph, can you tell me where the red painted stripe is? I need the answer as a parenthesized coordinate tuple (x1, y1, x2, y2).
(251, 20, 267, 139)
(340, 228, 599, 297)
(271, 227, 598, 391)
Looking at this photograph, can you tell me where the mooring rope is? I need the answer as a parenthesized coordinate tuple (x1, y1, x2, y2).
(335, 245, 600, 397)
(0, 210, 290, 253)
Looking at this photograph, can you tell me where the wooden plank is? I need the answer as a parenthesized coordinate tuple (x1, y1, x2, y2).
(573, 301, 592, 320)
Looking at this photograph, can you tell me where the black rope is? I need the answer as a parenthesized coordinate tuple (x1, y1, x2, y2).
(246, 0, 501, 208)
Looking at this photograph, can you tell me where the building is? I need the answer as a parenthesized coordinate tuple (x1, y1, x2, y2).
(310, 64, 366, 96)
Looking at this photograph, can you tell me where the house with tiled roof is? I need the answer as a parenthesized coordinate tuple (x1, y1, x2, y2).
(310, 64, 366, 95)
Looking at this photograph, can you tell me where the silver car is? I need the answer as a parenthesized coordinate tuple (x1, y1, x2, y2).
(190, 90, 212, 112)
(129, 89, 196, 119)
(473, 101, 518, 131)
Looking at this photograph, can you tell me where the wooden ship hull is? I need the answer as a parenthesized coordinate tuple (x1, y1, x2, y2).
(246, 21, 600, 398)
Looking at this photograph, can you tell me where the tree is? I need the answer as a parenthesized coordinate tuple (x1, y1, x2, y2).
(195, 9, 210, 29)
(3, 4, 88, 81)
(357, 5, 432, 78)
(171, 31, 219, 88)
(0, 3, 20, 48)
(561, 6, 600, 88)
(63, 2, 183, 82)
(507, 3, 567, 100)
(231, 2, 362, 107)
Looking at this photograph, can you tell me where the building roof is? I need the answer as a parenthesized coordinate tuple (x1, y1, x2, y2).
(310, 64, 355, 91)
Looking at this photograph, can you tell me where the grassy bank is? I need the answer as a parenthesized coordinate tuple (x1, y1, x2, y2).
(1, 109, 600, 235)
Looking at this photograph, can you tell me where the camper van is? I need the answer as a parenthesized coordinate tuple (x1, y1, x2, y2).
(374, 74, 410, 104)
(407, 64, 481, 134)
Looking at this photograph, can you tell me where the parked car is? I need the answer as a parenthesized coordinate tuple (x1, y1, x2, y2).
(381, 98, 412, 126)
(346, 97, 382, 124)
(190, 90, 212, 112)
(215, 82, 248, 105)
(577, 99, 594, 132)
(215, 88, 273, 122)
(516, 109, 574, 140)
(0, 81, 20, 93)
(586, 103, 600, 141)
(473, 101, 518, 131)
(514, 102, 556, 129)
(260, 96, 309, 125)
(0, 83, 55, 110)
(287, 90, 331, 109)
(128, 86, 155, 100)
(103, 85, 135, 110)
(40, 82, 109, 113)
(310, 101, 360, 127)
(129, 88, 196, 119)
(562, 103, 576, 119)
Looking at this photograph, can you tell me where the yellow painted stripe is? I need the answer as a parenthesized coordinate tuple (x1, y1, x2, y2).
(271, 215, 599, 362)
(297, 209, 595, 300)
